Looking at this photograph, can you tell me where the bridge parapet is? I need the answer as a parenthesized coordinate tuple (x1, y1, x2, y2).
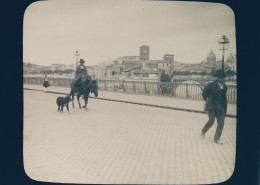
(23, 77, 237, 103)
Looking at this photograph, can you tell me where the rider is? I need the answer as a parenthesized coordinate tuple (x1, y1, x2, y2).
(74, 59, 89, 89)
(75, 59, 88, 78)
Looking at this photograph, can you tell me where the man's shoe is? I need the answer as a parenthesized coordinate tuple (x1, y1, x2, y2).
(214, 140, 223, 145)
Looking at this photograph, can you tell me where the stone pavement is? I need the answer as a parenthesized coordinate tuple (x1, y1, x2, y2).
(23, 84, 236, 116)
(23, 87, 236, 184)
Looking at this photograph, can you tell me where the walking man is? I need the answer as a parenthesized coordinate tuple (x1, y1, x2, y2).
(201, 69, 228, 144)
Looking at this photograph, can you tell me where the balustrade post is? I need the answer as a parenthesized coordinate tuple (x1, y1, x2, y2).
(122, 80, 125, 92)
(133, 81, 136, 93)
(170, 83, 173, 96)
(104, 80, 107, 90)
(144, 82, 147, 94)
(157, 82, 160, 95)
(113, 80, 115, 91)
(186, 84, 189, 98)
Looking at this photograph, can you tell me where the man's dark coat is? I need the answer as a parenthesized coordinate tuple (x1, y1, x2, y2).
(202, 80, 228, 114)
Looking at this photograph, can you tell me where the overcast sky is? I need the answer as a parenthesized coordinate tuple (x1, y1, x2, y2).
(23, 0, 236, 66)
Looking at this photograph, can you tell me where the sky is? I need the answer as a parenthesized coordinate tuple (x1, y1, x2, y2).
(23, 0, 236, 66)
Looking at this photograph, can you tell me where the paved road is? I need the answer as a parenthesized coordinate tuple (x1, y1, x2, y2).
(23, 89, 236, 184)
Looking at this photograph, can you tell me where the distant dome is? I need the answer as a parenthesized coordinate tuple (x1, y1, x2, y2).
(226, 53, 236, 63)
(207, 49, 216, 60)
(207, 49, 216, 67)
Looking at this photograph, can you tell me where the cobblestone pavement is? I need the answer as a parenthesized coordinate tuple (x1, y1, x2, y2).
(23, 88, 236, 184)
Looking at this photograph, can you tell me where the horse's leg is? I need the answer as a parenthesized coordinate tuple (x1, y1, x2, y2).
(77, 95, 81, 109)
(66, 104, 69, 112)
(83, 94, 88, 110)
(70, 91, 75, 108)
(72, 95, 75, 108)
(61, 105, 64, 112)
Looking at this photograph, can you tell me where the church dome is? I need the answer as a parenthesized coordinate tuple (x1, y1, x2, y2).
(207, 49, 216, 60)
(226, 53, 236, 63)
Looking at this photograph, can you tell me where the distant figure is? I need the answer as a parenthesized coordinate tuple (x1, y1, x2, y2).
(43, 75, 50, 92)
(201, 70, 228, 145)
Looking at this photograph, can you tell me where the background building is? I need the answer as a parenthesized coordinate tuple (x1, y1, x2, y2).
(24, 46, 236, 81)
(207, 49, 217, 68)
(97, 45, 175, 81)
(51, 64, 67, 71)
(140, 45, 149, 61)
(226, 53, 236, 72)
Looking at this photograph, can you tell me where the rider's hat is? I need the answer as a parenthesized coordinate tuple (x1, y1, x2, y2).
(79, 59, 85, 64)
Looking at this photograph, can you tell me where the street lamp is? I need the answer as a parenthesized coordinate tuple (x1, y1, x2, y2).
(218, 35, 229, 71)
(74, 51, 80, 67)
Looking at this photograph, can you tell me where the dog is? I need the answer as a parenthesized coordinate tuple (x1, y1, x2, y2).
(56, 95, 72, 112)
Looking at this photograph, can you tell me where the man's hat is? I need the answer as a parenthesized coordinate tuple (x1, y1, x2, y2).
(79, 59, 85, 63)
(214, 69, 227, 78)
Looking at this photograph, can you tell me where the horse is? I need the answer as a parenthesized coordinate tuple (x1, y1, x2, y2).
(70, 74, 98, 111)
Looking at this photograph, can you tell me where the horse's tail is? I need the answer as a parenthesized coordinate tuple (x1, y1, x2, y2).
(69, 88, 73, 96)
(71, 79, 75, 87)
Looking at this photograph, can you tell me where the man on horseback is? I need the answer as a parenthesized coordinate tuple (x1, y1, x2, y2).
(70, 58, 98, 110)
(75, 59, 88, 78)
(74, 59, 90, 90)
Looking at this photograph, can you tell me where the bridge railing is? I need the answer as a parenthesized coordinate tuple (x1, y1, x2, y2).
(23, 77, 237, 103)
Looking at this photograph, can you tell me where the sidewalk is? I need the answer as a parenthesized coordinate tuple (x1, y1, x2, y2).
(23, 84, 236, 116)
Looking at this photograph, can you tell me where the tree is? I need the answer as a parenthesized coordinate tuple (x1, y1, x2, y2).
(200, 71, 207, 76)
(226, 69, 236, 76)
(54, 70, 63, 74)
(40, 70, 52, 74)
(30, 71, 38, 74)
(63, 69, 75, 74)
(160, 70, 171, 82)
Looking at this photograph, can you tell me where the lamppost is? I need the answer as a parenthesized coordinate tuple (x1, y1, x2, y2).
(218, 35, 229, 71)
(74, 51, 80, 67)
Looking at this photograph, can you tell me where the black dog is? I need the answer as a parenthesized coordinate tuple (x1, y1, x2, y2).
(56, 95, 72, 112)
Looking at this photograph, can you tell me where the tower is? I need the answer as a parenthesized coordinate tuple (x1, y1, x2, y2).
(163, 53, 174, 62)
(140, 45, 149, 60)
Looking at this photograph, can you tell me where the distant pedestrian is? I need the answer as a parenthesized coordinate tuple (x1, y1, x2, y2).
(43, 75, 50, 92)
(201, 69, 227, 144)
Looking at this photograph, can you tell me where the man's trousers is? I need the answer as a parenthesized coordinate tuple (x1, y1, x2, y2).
(201, 107, 226, 141)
